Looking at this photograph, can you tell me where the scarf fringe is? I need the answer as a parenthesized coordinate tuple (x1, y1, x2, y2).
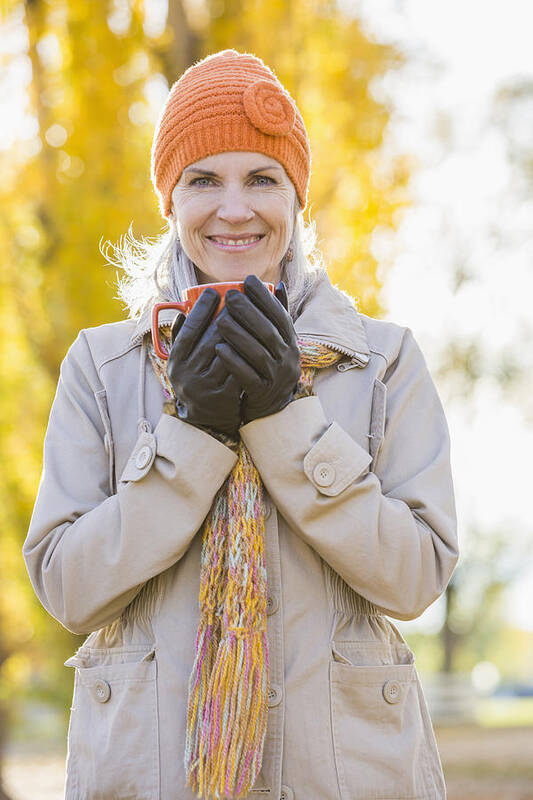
(186, 629, 269, 799)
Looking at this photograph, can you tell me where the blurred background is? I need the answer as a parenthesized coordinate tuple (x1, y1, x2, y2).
(1, 0, 533, 798)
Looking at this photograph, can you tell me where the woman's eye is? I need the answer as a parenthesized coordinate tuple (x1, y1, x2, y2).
(189, 177, 213, 186)
(253, 175, 274, 185)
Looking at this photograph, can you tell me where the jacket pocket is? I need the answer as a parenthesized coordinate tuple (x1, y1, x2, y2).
(64, 644, 159, 799)
(329, 640, 435, 800)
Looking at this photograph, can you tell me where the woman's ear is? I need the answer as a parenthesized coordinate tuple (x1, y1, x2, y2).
(168, 210, 178, 235)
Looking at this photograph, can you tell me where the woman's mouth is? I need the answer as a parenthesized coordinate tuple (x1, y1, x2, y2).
(207, 234, 265, 252)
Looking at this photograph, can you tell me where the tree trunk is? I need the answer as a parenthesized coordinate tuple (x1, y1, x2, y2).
(156, 0, 201, 83)
(441, 581, 459, 673)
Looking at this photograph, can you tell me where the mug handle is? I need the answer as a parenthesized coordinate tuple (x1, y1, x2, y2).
(151, 301, 189, 359)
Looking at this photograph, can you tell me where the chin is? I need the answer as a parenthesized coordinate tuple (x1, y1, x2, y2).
(200, 268, 268, 284)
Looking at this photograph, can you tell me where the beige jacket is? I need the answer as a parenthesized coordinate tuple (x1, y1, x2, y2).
(24, 269, 458, 800)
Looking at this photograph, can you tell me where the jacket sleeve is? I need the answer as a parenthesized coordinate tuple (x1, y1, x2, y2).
(239, 327, 458, 621)
(23, 331, 238, 635)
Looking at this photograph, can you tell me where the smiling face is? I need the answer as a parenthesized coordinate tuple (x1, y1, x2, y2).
(170, 151, 297, 285)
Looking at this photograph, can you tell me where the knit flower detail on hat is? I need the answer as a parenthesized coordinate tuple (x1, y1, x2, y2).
(243, 79, 296, 136)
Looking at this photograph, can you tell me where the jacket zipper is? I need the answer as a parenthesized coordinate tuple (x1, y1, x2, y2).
(300, 336, 370, 370)
(337, 353, 370, 371)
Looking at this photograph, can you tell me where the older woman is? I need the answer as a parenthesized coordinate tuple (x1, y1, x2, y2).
(24, 50, 458, 800)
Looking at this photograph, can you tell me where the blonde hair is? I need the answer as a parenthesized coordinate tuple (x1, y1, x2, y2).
(103, 202, 326, 327)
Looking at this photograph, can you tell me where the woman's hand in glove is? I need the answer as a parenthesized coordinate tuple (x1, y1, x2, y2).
(214, 274, 301, 425)
(166, 287, 243, 438)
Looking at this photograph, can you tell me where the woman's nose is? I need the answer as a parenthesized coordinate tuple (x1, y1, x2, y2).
(216, 188, 254, 224)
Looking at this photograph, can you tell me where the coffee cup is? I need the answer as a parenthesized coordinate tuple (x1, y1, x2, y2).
(151, 280, 275, 359)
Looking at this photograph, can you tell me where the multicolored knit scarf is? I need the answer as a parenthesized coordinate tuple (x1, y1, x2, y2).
(148, 326, 342, 800)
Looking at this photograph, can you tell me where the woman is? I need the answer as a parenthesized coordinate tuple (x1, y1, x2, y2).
(24, 50, 458, 800)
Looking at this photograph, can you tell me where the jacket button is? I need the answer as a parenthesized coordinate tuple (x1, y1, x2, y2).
(267, 684, 282, 707)
(92, 679, 111, 703)
(266, 594, 279, 615)
(382, 679, 402, 704)
(280, 786, 294, 800)
(135, 445, 152, 470)
(312, 462, 335, 487)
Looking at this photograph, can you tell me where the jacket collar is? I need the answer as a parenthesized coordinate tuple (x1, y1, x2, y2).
(129, 268, 370, 365)
(291, 269, 370, 363)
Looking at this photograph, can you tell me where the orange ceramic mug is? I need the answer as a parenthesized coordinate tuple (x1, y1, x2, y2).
(151, 280, 276, 359)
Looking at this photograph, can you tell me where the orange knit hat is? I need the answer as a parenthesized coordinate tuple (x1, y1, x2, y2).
(151, 49, 311, 219)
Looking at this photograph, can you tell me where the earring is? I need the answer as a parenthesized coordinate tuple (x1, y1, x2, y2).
(285, 246, 294, 263)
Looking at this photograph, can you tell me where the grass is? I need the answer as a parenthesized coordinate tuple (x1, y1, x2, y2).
(475, 696, 533, 727)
